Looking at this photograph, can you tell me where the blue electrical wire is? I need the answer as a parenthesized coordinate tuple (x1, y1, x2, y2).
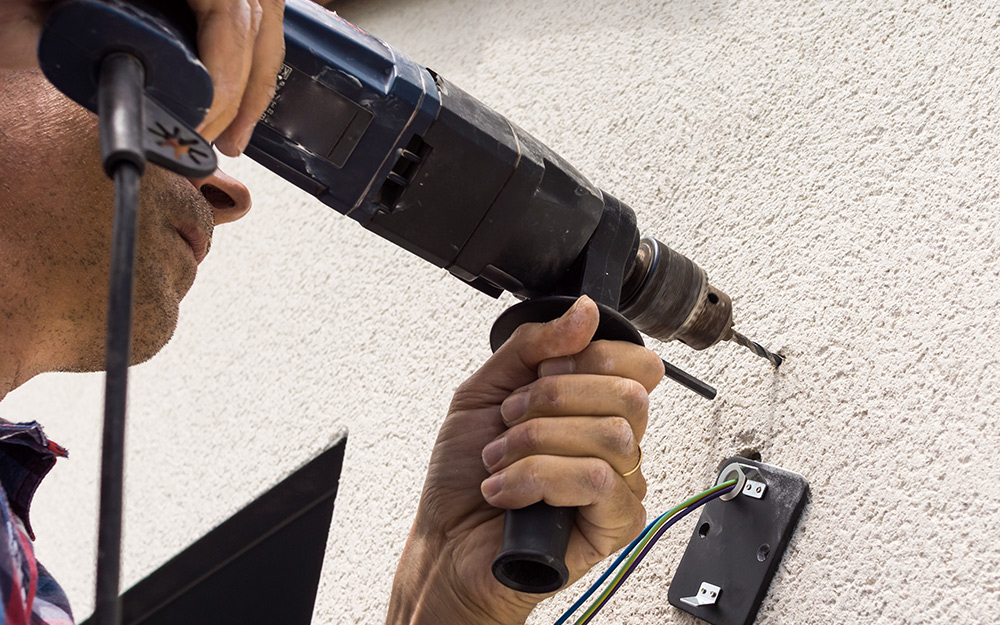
(575, 489, 730, 625)
(553, 482, 736, 625)
(552, 519, 653, 625)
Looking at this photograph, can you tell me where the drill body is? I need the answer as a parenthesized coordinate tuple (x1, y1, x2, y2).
(247, 2, 627, 305)
(39, 0, 736, 348)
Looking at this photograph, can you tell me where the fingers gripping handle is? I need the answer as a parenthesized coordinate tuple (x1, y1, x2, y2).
(489, 296, 645, 353)
(489, 296, 643, 593)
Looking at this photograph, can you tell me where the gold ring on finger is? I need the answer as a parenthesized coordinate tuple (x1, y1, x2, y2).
(621, 445, 642, 478)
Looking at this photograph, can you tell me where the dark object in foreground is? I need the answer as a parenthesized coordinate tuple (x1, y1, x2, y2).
(80, 438, 346, 625)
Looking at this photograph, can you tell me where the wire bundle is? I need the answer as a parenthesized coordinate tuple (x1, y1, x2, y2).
(554, 479, 738, 625)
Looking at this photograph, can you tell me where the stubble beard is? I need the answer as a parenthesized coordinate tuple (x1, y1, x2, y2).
(62, 168, 212, 372)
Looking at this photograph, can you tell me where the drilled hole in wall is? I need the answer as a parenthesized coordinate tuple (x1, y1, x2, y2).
(699, 523, 710, 538)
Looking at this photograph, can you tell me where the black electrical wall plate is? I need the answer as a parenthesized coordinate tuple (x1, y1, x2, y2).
(668, 457, 808, 625)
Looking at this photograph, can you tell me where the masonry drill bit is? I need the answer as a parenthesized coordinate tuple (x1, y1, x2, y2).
(729, 330, 783, 368)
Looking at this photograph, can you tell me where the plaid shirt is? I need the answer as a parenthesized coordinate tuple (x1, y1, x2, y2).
(0, 421, 73, 624)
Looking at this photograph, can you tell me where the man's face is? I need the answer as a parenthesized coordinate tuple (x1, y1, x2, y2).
(0, 70, 250, 374)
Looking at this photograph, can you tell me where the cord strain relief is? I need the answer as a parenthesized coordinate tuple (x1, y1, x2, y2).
(98, 53, 148, 178)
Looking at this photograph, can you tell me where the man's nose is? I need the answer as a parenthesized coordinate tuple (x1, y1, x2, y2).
(188, 167, 252, 225)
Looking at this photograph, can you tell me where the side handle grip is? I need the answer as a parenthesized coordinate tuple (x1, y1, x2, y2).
(489, 296, 644, 593)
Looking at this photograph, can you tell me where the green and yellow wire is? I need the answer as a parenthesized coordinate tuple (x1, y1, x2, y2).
(553, 479, 739, 625)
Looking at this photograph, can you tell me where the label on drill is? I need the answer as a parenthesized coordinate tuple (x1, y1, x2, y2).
(258, 63, 373, 168)
(261, 64, 294, 124)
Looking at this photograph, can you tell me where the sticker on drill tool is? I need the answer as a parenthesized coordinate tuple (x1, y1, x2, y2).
(261, 64, 294, 123)
(259, 63, 373, 168)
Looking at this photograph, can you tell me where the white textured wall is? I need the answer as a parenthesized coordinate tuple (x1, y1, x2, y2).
(3, 0, 1000, 623)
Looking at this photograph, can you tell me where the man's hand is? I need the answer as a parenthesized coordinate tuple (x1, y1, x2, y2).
(188, 0, 285, 156)
(387, 296, 665, 625)
(0, 0, 286, 156)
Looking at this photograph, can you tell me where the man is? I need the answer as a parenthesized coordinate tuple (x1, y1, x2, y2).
(0, 2, 664, 624)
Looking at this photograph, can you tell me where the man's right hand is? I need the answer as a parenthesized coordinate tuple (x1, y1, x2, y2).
(0, 0, 286, 156)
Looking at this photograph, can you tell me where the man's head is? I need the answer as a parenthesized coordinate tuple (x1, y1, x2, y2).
(0, 69, 251, 394)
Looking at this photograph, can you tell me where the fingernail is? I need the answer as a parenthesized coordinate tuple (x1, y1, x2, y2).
(565, 295, 590, 321)
(482, 436, 505, 471)
(538, 356, 574, 377)
(500, 390, 529, 425)
(482, 473, 504, 499)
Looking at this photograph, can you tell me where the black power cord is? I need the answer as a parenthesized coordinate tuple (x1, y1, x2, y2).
(95, 52, 148, 625)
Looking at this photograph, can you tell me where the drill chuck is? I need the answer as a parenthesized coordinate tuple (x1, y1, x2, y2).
(620, 237, 734, 349)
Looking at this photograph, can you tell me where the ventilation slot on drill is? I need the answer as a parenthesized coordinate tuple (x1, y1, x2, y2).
(377, 134, 431, 211)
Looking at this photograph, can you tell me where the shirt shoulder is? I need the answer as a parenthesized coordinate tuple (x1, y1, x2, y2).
(0, 420, 73, 624)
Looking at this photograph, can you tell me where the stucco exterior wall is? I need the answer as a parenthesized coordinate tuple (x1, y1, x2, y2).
(2, 0, 999, 623)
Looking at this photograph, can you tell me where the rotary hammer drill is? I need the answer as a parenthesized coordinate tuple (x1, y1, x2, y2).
(37, 0, 781, 598)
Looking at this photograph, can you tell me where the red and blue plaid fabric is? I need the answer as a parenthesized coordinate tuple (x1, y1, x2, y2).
(0, 421, 73, 624)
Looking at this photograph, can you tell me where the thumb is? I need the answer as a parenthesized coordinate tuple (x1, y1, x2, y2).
(456, 296, 600, 406)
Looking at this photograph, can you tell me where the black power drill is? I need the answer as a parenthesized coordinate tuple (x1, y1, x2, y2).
(38, 0, 781, 598)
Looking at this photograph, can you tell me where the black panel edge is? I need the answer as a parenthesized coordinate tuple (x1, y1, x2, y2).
(80, 436, 347, 625)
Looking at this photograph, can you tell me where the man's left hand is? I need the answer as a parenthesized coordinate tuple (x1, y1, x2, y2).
(387, 296, 665, 625)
